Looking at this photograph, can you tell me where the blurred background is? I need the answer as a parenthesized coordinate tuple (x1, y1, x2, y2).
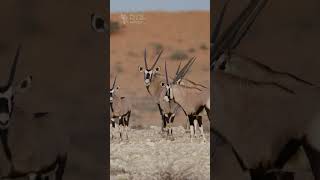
(110, 0, 210, 129)
(111, 0, 209, 12)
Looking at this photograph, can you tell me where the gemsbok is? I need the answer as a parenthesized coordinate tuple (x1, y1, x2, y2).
(158, 58, 196, 140)
(160, 58, 210, 142)
(211, 0, 320, 179)
(138, 49, 207, 133)
(110, 76, 131, 141)
(0, 45, 68, 180)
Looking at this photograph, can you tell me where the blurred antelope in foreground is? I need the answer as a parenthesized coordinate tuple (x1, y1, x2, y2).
(212, 0, 320, 179)
(160, 58, 210, 142)
(138, 49, 207, 134)
(110, 76, 132, 141)
(0, 45, 68, 180)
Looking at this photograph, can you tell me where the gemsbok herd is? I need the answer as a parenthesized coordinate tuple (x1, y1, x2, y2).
(109, 49, 211, 142)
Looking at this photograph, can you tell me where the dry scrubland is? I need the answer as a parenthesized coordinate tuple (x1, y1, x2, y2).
(110, 11, 210, 179)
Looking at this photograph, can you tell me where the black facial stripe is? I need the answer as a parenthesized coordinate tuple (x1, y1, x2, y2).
(0, 98, 9, 113)
(146, 72, 151, 79)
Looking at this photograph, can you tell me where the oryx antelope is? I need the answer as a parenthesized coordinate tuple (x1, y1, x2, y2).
(0, 45, 68, 180)
(138, 49, 207, 133)
(110, 76, 131, 141)
(160, 59, 210, 142)
(158, 59, 197, 140)
(212, 0, 320, 179)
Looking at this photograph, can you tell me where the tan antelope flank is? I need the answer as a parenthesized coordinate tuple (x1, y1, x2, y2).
(0, 45, 68, 180)
(212, 0, 320, 179)
(110, 76, 132, 141)
(138, 49, 207, 133)
(160, 58, 210, 142)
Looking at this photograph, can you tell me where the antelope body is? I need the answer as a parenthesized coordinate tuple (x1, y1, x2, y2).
(160, 59, 210, 142)
(211, 0, 320, 179)
(110, 77, 131, 141)
(0, 46, 68, 180)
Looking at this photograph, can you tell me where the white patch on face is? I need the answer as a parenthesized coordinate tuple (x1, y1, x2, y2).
(164, 96, 169, 102)
(144, 70, 153, 85)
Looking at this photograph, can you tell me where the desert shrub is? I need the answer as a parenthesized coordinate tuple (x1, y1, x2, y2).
(200, 43, 208, 50)
(131, 124, 144, 130)
(188, 48, 196, 53)
(170, 50, 188, 60)
(153, 162, 196, 180)
(151, 42, 164, 53)
(110, 21, 121, 34)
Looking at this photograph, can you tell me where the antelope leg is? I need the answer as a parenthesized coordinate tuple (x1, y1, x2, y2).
(304, 140, 320, 180)
(193, 119, 198, 138)
(189, 115, 195, 142)
(197, 116, 206, 142)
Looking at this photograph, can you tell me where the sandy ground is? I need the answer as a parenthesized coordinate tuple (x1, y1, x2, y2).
(110, 126, 210, 180)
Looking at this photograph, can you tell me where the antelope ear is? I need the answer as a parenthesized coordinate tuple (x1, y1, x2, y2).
(91, 13, 105, 32)
(138, 66, 144, 72)
(160, 82, 166, 87)
(15, 76, 32, 94)
(155, 66, 160, 72)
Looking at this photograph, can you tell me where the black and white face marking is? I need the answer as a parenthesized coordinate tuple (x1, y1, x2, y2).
(110, 89, 114, 103)
(109, 86, 119, 103)
(0, 76, 32, 130)
(0, 87, 14, 129)
(139, 66, 160, 86)
(161, 82, 173, 102)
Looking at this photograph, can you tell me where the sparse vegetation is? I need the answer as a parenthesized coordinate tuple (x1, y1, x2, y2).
(200, 43, 208, 50)
(170, 50, 188, 60)
(151, 42, 164, 54)
(131, 124, 144, 130)
(115, 63, 123, 73)
(110, 21, 121, 34)
(188, 48, 196, 53)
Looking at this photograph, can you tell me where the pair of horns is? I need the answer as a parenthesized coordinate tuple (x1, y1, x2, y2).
(144, 48, 163, 70)
(112, 75, 117, 89)
(2, 45, 21, 89)
(211, 0, 268, 69)
(164, 57, 196, 85)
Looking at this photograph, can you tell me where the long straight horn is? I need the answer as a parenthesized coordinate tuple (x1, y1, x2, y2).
(112, 75, 117, 89)
(180, 57, 196, 81)
(176, 60, 182, 75)
(212, 0, 231, 52)
(7, 45, 22, 87)
(231, 0, 268, 49)
(173, 57, 196, 83)
(165, 60, 169, 84)
(150, 49, 163, 70)
(211, 0, 264, 69)
(144, 48, 148, 69)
